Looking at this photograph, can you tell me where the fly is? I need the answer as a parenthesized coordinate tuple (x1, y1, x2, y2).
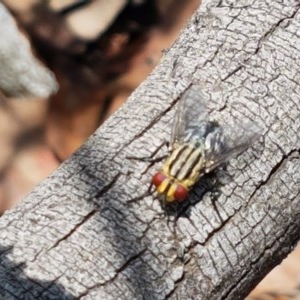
(151, 84, 262, 203)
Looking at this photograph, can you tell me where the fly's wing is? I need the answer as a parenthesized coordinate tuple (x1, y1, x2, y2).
(171, 84, 209, 146)
(204, 121, 262, 173)
(170, 84, 262, 171)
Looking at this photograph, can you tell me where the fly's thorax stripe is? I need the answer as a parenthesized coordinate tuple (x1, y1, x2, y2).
(168, 145, 195, 177)
(177, 147, 204, 181)
(165, 145, 188, 174)
(189, 152, 206, 180)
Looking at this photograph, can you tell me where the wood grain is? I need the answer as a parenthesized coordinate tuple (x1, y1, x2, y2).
(0, 0, 299, 299)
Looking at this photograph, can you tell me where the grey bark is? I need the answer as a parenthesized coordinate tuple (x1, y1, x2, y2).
(0, 0, 300, 299)
(0, 3, 58, 98)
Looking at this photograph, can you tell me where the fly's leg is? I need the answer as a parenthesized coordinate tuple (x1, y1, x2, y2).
(211, 192, 223, 222)
(126, 141, 169, 175)
(165, 203, 178, 234)
(127, 177, 157, 204)
(127, 186, 155, 204)
(126, 155, 167, 164)
(203, 165, 232, 222)
(126, 142, 169, 205)
(148, 181, 155, 196)
(126, 141, 169, 163)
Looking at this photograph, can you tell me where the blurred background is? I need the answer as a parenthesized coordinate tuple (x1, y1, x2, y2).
(0, 1, 299, 298)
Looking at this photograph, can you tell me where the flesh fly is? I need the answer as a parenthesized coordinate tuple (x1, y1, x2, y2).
(151, 84, 261, 203)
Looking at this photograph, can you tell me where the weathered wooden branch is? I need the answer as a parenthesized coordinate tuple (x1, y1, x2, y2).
(0, 3, 57, 98)
(0, 0, 300, 299)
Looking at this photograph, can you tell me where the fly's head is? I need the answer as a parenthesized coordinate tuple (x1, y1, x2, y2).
(151, 171, 188, 203)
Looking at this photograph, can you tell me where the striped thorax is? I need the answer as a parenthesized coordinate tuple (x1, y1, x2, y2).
(152, 142, 206, 202)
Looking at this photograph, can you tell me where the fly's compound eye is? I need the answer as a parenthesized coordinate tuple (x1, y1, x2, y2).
(174, 184, 188, 202)
(152, 172, 167, 187)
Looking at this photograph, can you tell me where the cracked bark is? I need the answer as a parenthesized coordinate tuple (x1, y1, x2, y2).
(0, 0, 300, 299)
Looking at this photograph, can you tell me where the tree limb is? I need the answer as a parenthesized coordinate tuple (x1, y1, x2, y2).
(0, 0, 300, 299)
(0, 3, 58, 98)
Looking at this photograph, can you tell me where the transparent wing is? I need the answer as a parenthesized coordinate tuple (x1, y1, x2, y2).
(203, 121, 262, 173)
(171, 84, 209, 145)
(170, 84, 262, 171)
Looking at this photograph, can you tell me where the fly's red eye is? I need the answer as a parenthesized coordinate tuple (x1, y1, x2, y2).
(174, 184, 188, 202)
(152, 172, 167, 187)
